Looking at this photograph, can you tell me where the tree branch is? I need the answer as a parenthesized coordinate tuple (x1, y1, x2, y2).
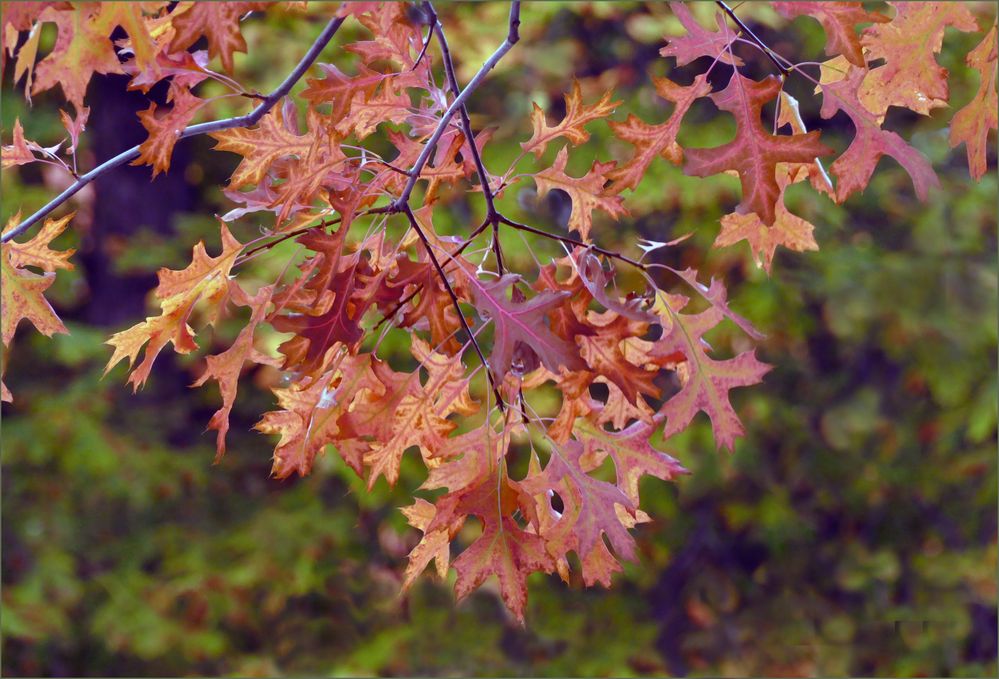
(3, 15, 346, 244)
(425, 1, 507, 273)
(389, 1, 521, 210)
(400, 204, 507, 412)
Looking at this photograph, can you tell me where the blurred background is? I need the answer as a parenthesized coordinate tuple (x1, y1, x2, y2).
(2, 2, 996, 676)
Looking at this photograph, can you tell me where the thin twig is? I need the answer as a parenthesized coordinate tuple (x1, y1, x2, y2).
(400, 204, 507, 412)
(715, 0, 789, 76)
(425, 1, 507, 273)
(499, 215, 648, 271)
(3, 15, 347, 244)
(389, 1, 521, 210)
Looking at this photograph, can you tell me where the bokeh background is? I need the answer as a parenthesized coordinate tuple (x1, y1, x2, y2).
(2, 2, 996, 676)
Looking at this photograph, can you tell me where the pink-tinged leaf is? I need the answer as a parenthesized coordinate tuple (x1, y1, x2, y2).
(574, 416, 688, 506)
(772, 2, 888, 67)
(465, 273, 585, 379)
(575, 250, 655, 323)
(684, 73, 832, 226)
(520, 438, 637, 562)
(452, 514, 553, 625)
(665, 266, 765, 340)
(859, 2, 978, 117)
(661, 2, 743, 67)
(193, 283, 278, 461)
(818, 65, 939, 202)
(59, 106, 89, 155)
(2, 119, 37, 168)
(652, 306, 771, 450)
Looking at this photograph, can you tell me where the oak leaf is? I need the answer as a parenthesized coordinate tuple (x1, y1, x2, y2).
(684, 73, 832, 226)
(608, 74, 711, 192)
(772, 2, 888, 67)
(661, 2, 742, 67)
(105, 222, 243, 390)
(133, 86, 204, 177)
(534, 146, 628, 241)
(465, 272, 585, 379)
(818, 62, 939, 202)
(950, 24, 998, 181)
(859, 2, 978, 117)
(652, 305, 771, 450)
(521, 80, 620, 159)
(715, 166, 819, 273)
(1, 240, 68, 347)
(193, 283, 279, 461)
(168, 1, 268, 73)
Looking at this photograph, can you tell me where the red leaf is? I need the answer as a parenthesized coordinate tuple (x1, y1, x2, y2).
(684, 73, 832, 226)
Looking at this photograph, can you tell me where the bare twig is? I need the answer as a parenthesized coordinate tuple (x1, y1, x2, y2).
(716, 0, 789, 76)
(389, 1, 521, 210)
(401, 204, 507, 412)
(498, 215, 648, 271)
(425, 0, 507, 272)
(3, 15, 347, 244)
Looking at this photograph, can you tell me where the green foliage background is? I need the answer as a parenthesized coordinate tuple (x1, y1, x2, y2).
(2, 3, 996, 676)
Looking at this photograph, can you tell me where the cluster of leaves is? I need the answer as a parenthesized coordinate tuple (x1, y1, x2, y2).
(1, 1, 995, 621)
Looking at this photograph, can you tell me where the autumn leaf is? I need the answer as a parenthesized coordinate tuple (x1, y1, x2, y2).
(715, 165, 819, 273)
(661, 1, 742, 67)
(520, 438, 638, 563)
(453, 513, 553, 624)
(400, 499, 452, 591)
(772, 2, 888, 67)
(534, 146, 628, 241)
(574, 416, 687, 507)
(133, 87, 205, 177)
(684, 73, 832, 226)
(211, 103, 313, 188)
(256, 351, 382, 479)
(31, 4, 142, 110)
(2, 119, 41, 169)
(521, 80, 620, 159)
(950, 24, 998, 181)
(652, 304, 771, 450)
(168, 2, 268, 73)
(193, 283, 279, 461)
(1, 241, 68, 347)
(608, 74, 711, 193)
(818, 62, 939, 202)
(859, 2, 978, 117)
(105, 222, 244, 390)
(3, 212, 76, 273)
(465, 272, 585, 379)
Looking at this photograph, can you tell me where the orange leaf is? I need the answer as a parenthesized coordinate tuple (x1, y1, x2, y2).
(133, 86, 204, 177)
(773, 2, 888, 67)
(950, 23, 998, 181)
(193, 283, 278, 461)
(608, 74, 710, 192)
(534, 146, 628, 241)
(714, 166, 819, 273)
(818, 62, 939, 202)
(105, 222, 243, 390)
(168, 1, 268, 73)
(521, 80, 620, 159)
(661, 2, 742, 67)
(859, 2, 978, 117)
